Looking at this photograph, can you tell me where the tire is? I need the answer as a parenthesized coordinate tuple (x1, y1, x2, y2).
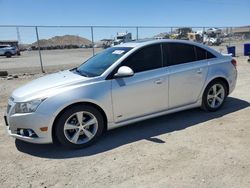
(5, 52, 12, 58)
(201, 80, 227, 112)
(55, 104, 105, 149)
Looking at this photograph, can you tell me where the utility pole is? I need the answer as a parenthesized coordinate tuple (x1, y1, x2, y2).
(35, 26, 45, 73)
(16, 27, 21, 44)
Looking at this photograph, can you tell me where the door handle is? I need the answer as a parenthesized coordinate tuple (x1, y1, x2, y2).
(154, 79, 163, 84)
(197, 68, 202, 74)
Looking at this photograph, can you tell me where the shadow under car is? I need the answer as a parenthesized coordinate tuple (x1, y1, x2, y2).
(15, 97, 249, 159)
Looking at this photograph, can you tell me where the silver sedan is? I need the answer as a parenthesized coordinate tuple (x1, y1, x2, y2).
(4, 39, 237, 148)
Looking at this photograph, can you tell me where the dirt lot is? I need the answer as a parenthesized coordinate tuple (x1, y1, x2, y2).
(0, 56, 250, 188)
(0, 48, 102, 74)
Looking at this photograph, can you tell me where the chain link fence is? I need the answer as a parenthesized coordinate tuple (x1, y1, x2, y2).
(0, 25, 250, 74)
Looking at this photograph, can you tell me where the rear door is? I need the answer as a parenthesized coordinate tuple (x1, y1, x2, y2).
(163, 43, 211, 109)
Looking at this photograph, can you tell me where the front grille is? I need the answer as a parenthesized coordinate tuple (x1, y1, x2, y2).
(7, 104, 11, 113)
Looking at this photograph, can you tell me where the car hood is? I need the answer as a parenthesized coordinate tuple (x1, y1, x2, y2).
(12, 70, 91, 102)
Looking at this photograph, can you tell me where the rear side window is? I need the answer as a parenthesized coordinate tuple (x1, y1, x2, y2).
(206, 50, 216, 59)
(195, 46, 206, 60)
(195, 46, 216, 60)
(167, 43, 196, 65)
(163, 43, 216, 66)
(122, 44, 162, 73)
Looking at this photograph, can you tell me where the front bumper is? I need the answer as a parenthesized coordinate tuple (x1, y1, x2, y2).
(6, 127, 51, 144)
(4, 101, 53, 144)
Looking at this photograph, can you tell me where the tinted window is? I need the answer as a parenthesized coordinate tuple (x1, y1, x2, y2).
(195, 46, 207, 60)
(162, 44, 169, 67)
(168, 43, 196, 65)
(206, 50, 216, 59)
(195, 46, 216, 60)
(122, 44, 162, 73)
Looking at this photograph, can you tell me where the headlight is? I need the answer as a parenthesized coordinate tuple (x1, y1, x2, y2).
(15, 99, 45, 113)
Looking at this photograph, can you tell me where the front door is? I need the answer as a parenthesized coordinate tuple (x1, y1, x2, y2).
(111, 44, 169, 122)
(112, 68, 168, 122)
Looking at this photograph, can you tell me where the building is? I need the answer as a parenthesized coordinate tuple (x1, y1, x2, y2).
(232, 26, 250, 38)
(0, 40, 19, 47)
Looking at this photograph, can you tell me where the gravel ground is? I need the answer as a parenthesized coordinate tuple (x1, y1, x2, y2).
(0, 56, 250, 188)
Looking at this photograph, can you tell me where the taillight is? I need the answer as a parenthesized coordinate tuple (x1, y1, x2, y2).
(231, 59, 237, 67)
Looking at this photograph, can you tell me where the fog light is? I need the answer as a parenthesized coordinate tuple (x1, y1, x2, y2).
(17, 128, 38, 138)
(19, 129, 25, 136)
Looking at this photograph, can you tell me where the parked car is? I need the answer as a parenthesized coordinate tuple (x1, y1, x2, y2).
(0, 45, 20, 58)
(4, 40, 237, 148)
(206, 28, 222, 35)
(204, 37, 222, 46)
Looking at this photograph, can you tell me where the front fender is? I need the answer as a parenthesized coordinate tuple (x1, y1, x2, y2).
(36, 80, 113, 137)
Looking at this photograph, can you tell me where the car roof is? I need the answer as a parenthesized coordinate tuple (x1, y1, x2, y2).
(116, 39, 222, 57)
(116, 39, 199, 48)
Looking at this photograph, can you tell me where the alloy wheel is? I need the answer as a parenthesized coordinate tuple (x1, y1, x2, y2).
(63, 111, 98, 144)
(207, 83, 225, 109)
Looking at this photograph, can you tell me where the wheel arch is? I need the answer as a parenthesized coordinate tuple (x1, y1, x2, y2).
(51, 101, 108, 143)
(203, 76, 230, 96)
(4, 51, 12, 56)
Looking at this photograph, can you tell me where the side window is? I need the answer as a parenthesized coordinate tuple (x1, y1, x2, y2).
(168, 43, 196, 65)
(206, 50, 216, 59)
(195, 46, 216, 60)
(122, 44, 162, 73)
(162, 43, 170, 67)
(195, 46, 206, 60)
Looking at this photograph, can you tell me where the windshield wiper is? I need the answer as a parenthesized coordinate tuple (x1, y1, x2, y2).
(75, 69, 89, 77)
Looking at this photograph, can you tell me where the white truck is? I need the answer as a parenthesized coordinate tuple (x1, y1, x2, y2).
(203, 28, 223, 46)
(113, 32, 132, 46)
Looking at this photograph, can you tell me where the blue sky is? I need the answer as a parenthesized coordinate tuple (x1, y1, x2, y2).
(0, 0, 249, 43)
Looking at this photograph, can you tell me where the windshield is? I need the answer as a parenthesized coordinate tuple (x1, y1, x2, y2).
(76, 47, 132, 77)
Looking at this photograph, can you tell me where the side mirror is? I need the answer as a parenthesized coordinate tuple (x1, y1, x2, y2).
(114, 66, 134, 78)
